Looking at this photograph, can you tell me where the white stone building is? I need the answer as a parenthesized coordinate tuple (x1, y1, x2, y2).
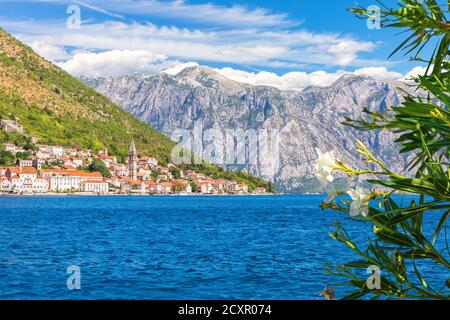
(43, 169, 104, 192)
(8, 167, 48, 193)
(80, 180, 109, 193)
(18, 159, 33, 167)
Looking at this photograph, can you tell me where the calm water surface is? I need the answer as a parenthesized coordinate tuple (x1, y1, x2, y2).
(0, 195, 446, 299)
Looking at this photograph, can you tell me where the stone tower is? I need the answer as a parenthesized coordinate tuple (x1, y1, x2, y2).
(128, 139, 138, 181)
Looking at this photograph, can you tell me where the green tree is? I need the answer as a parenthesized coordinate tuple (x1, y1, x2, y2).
(151, 171, 159, 181)
(170, 168, 181, 179)
(190, 182, 199, 193)
(87, 158, 112, 178)
(319, 0, 450, 300)
(172, 183, 184, 193)
(15, 151, 31, 160)
(0, 148, 15, 165)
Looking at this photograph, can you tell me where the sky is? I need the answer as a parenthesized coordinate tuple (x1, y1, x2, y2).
(0, 0, 428, 90)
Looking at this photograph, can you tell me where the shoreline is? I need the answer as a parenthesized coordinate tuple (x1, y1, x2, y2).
(0, 192, 285, 197)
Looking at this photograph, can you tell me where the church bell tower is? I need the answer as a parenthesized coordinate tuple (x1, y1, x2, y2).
(128, 139, 138, 181)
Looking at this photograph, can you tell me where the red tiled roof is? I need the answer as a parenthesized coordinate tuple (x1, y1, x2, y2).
(43, 169, 102, 178)
(96, 154, 115, 160)
(81, 180, 107, 184)
(147, 182, 161, 186)
(20, 167, 37, 174)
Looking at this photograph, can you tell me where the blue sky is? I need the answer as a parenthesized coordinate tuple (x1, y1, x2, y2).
(0, 0, 426, 89)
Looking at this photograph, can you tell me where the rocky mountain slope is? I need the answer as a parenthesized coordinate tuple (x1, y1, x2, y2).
(83, 66, 415, 192)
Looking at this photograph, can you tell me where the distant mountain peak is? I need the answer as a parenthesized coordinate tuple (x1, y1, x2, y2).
(176, 65, 226, 80)
(173, 65, 243, 90)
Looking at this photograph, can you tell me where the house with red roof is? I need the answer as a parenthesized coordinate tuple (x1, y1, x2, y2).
(42, 169, 104, 192)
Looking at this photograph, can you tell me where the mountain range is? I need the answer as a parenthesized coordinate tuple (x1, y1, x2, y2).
(83, 66, 415, 192)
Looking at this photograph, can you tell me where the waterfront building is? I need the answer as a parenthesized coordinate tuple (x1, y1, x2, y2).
(128, 180, 146, 194)
(80, 180, 109, 193)
(230, 183, 249, 194)
(42, 169, 104, 192)
(196, 181, 213, 194)
(147, 181, 163, 194)
(210, 180, 225, 193)
(161, 182, 173, 194)
(171, 180, 192, 193)
(254, 187, 267, 194)
(8, 167, 48, 193)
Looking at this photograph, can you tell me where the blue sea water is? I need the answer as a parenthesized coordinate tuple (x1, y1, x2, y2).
(0, 194, 447, 299)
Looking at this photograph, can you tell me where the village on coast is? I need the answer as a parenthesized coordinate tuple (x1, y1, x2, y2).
(0, 119, 268, 195)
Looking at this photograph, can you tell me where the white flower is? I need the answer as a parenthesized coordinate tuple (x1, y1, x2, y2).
(323, 181, 336, 204)
(315, 149, 339, 203)
(347, 187, 372, 217)
(315, 148, 338, 177)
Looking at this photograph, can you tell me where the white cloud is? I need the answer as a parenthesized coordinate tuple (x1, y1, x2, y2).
(327, 40, 376, 66)
(215, 68, 346, 90)
(6, 18, 380, 69)
(59, 50, 170, 76)
(213, 66, 414, 91)
(29, 40, 70, 61)
(402, 66, 428, 80)
(354, 67, 403, 80)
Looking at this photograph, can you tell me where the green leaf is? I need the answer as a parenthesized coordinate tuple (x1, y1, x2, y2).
(432, 209, 450, 245)
(385, 201, 447, 225)
(402, 248, 435, 259)
(345, 260, 375, 268)
(412, 259, 429, 289)
(376, 230, 415, 247)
